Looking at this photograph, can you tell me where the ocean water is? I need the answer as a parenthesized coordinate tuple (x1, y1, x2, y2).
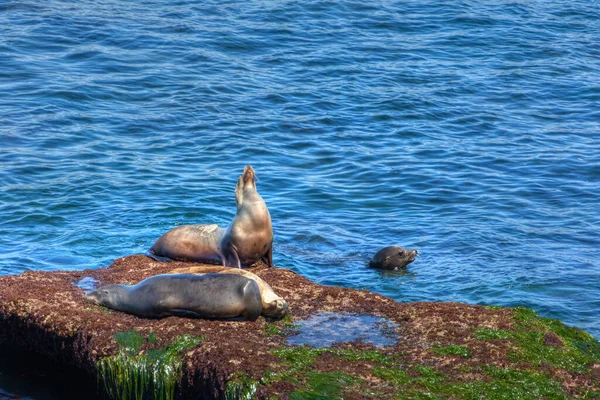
(1, 0, 599, 396)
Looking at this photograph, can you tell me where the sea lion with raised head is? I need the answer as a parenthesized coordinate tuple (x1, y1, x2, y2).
(220, 165, 273, 268)
(148, 166, 274, 268)
(368, 246, 418, 270)
(168, 265, 288, 319)
(85, 273, 262, 321)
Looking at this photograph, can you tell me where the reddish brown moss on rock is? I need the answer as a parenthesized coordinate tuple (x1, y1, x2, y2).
(0, 255, 598, 399)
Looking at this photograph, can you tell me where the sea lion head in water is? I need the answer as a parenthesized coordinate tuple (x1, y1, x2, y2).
(368, 246, 418, 270)
(222, 165, 274, 268)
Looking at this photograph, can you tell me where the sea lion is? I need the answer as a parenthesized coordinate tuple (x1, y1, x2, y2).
(368, 246, 418, 270)
(168, 266, 288, 319)
(220, 165, 274, 268)
(85, 273, 262, 321)
(148, 224, 225, 264)
(148, 166, 274, 268)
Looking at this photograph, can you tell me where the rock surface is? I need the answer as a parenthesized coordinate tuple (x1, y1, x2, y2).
(0, 255, 598, 399)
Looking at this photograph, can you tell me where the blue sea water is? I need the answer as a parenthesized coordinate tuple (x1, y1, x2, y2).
(1, 0, 599, 396)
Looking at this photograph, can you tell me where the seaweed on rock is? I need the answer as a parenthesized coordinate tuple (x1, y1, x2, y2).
(97, 330, 204, 400)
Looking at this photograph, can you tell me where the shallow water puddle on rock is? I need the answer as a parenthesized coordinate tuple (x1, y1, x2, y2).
(287, 312, 399, 348)
(74, 276, 99, 293)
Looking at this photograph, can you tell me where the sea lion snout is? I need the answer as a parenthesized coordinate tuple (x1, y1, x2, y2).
(244, 165, 256, 179)
(275, 299, 289, 316)
(263, 298, 289, 319)
(241, 165, 257, 189)
(85, 293, 99, 304)
(406, 249, 418, 261)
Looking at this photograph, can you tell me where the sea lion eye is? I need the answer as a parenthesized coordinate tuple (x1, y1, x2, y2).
(398, 251, 405, 256)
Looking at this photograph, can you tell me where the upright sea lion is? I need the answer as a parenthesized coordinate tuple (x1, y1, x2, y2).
(368, 246, 418, 270)
(148, 166, 274, 268)
(221, 165, 273, 268)
(85, 273, 262, 321)
(168, 265, 288, 319)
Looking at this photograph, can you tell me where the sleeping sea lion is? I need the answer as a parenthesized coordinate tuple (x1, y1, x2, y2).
(168, 265, 288, 319)
(85, 273, 262, 321)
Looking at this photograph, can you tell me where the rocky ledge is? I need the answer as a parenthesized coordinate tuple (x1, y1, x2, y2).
(0, 255, 599, 399)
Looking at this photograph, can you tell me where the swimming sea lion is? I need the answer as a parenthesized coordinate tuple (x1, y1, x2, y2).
(148, 166, 273, 268)
(368, 246, 418, 270)
(168, 265, 288, 319)
(85, 273, 262, 321)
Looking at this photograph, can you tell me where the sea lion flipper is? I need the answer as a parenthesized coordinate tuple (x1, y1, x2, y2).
(261, 246, 273, 267)
(223, 245, 241, 269)
(170, 309, 204, 318)
(146, 251, 173, 263)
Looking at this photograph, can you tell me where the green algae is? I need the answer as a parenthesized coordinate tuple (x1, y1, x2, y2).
(483, 306, 505, 311)
(475, 308, 600, 373)
(508, 328, 590, 371)
(480, 366, 569, 400)
(259, 307, 597, 398)
(264, 315, 300, 336)
(264, 323, 284, 336)
(289, 371, 360, 400)
(225, 348, 370, 400)
(268, 346, 391, 398)
(114, 330, 145, 354)
(97, 330, 204, 400)
(147, 332, 158, 345)
(271, 346, 396, 372)
(372, 366, 411, 385)
(372, 364, 569, 399)
(432, 344, 470, 358)
(583, 391, 600, 400)
(511, 306, 597, 347)
(335, 348, 396, 365)
(266, 305, 598, 400)
(413, 365, 444, 379)
(574, 340, 600, 360)
(224, 372, 259, 400)
(475, 327, 512, 340)
(472, 308, 600, 375)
